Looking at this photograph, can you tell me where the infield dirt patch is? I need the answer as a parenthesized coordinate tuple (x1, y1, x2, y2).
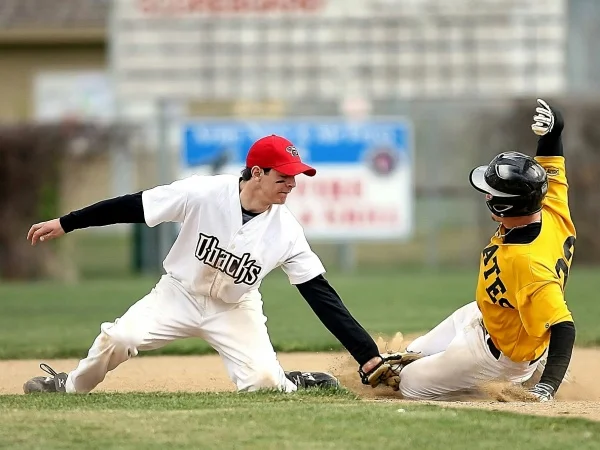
(2, 344, 600, 421)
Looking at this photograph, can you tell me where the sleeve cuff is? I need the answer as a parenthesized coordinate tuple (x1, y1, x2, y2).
(59, 214, 76, 233)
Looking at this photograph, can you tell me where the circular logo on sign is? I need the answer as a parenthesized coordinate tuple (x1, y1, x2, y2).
(365, 147, 399, 176)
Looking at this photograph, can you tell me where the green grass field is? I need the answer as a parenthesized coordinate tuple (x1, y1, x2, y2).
(1, 390, 599, 450)
(2, 267, 600, 448)
(1, 268, 599, 359)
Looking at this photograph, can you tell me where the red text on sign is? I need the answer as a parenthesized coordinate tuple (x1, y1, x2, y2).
(294, 179, 362, 201)
(137, 0, 324, 13)
(323, 208, 398, 226)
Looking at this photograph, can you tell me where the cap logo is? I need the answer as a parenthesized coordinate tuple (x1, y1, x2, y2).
(286, 145, 299, 157)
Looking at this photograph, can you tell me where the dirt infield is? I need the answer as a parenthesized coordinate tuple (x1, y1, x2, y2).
(2, 346, 600, 421)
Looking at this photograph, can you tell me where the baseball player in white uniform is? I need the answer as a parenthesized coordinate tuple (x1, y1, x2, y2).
(24, 135, 413, 394)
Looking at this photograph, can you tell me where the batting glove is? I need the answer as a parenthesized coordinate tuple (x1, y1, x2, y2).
(528, 382, 555, 402)
(531, 99, 555, 136)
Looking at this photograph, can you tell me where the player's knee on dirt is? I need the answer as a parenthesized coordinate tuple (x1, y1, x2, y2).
(67, 325, 141, 394)
(100, 323, 141, 362)
(235, 365, 284, 392)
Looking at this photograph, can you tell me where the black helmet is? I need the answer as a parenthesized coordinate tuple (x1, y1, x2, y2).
(469, 152, 548, 217)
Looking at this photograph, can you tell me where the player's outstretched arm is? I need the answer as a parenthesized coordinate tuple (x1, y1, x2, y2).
(27, 192, 145, 246)
(28, 175, 200, 245)
(295, 275, 421, 390)
(532, 98, 564, 157)
(295, 274, 380, 365)
(283, 233, 421, 390)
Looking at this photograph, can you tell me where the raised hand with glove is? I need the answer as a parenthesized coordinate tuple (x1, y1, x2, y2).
(531, 98, 564, 138)
(532, 98, 565, 158)
(531, 99, 556, 136)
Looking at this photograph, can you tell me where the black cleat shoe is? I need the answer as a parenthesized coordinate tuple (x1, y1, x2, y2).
(23, 363, 68, 394)
(285, 371, 340, 389)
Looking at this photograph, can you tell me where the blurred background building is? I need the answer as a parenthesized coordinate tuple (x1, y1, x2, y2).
(1, 0, 599, 281)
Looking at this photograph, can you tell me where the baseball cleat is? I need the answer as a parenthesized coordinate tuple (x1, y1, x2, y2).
(23, 363, 68, 394)
(285, 371, 340, 389)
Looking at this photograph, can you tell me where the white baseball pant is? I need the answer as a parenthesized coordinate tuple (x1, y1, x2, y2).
(399, 301, 541, 400)
(64, 275, 296, 394)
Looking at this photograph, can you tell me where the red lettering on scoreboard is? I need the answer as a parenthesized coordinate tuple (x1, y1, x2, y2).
(137, 0, 324, 13)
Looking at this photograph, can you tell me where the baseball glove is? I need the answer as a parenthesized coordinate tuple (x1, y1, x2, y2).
(531, 98, 564, 137)
(359, 352, 422, 390)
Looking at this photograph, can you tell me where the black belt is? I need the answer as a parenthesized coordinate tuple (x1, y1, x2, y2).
(484, 331, 543, 366)
(486, 336, 502, 360)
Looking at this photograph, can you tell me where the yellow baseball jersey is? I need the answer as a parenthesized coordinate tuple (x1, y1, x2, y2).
(475, 156, 576, 363)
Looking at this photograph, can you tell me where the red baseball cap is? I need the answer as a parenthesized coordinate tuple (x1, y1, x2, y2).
(246, 135, 316, 177)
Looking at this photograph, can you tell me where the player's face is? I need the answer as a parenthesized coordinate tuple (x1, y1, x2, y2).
(261, 169, 297, 204)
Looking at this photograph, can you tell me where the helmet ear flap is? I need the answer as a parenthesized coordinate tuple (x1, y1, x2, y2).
(485, 196, 513, 217)
(492, 204, 513, 214)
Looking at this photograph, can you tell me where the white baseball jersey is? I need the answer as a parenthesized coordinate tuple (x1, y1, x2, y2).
(141, 174, 326, 303)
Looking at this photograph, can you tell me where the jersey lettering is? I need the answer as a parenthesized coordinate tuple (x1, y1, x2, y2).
(482, 244, 515, 309)
(482, 244, 498, 266)
(195, 233, 262, 285)
(555, 235, 576, 290)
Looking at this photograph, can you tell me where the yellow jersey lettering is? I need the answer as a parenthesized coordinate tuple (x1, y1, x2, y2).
(483, 257, 501, 279)
(482, 245, 498, 266)
(555, 235, 576, 290)
(485, 273, 506, 300)
(482, 244, 515, 309)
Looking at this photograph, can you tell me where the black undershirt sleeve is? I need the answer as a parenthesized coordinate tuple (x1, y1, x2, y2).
(536, 133, 564, 157)
(539, 321, 576, 392)
(59, 192, 146, 233)
(295, 275, 380, 366)
(535, 108, 564, 157)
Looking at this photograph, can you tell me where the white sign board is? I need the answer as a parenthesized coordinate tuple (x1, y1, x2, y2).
(33, 71, 114, 122)
(181, 118, 413, 240)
